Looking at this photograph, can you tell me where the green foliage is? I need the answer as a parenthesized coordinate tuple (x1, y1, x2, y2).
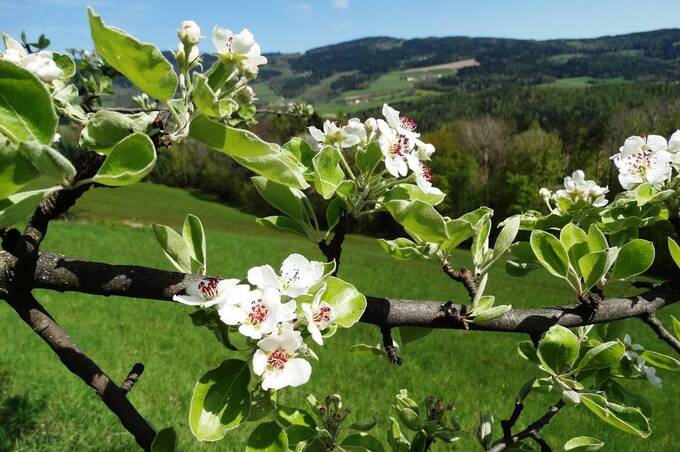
(0, 189, 52, 228)
(87, 8, 177, 101)
(18, 141, 76, 186)
(0, 60, 57, 144)
(537, 325, 580, 375)
(0, 143, 39, 198)
(320, 277, 367, 328)
(189, 359, 250, 441)
(530, 231, 569, 279)
(151, 427, 177, 452)
(313, 145, 345, 199)
(79, 110, 154, 152)
(93, 133, 156, 186)
(246, 421, 288, 452)
(188, 115, 308, 189)
(563, 436, 604, 451)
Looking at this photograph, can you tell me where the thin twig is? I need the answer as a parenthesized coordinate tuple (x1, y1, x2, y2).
(318, 210, 351, 276)
(380, 327, 402, 365)
(529, 431, 552, 452)
(640, 311, 680, 355)
(487, 400, 565, 451)
(442, 262, 477, 300)
(121, 363, 145, 393)
(500, 400, 524, 440)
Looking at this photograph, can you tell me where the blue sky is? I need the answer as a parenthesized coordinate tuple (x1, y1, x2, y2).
(2, 0, 680, 54)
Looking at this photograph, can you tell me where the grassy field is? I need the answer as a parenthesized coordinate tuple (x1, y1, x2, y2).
(1, 183, 679, 451)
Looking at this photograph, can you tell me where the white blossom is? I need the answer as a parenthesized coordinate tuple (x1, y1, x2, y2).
(178, 20, 202, 45)
(218, 287, 297, 340)
(173, 277, 250, 308)
(308, 120, 361, 149)
(552, 170, 609, 208)
(405, 154, 443, 196)
(612, 135, 674, 189)
(248, 254, 324, 298)
(212, 27, 267, 75)
(1, 35, 63, 82)
(300, 286, 336, 345)
(252, 330, 312, 390)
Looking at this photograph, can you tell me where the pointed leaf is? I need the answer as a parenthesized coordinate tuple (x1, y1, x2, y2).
(313, 145, 344, 199)
(530, 230, 569, 279)
(611, 239, 654, 280)
(563, 436, 604, 451)
(183, 214, 206, 268)
(246, 421, 287, 452)
(153, 224, 192, 273)
(537, 325, 580, 375)
(319, 277, 366, 328)
(93, 133, 156, 186)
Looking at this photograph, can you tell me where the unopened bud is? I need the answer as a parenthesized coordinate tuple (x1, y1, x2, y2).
(178, 20, 201, 45)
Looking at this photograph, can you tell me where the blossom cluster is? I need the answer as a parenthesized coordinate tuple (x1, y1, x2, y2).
(308, 104, 442, 196)
(539, 169, 609, 213)
(612, 132, 680, 190)
(175, 20, 267, 78)
(1, 35, 62, 82)
(174, 254, 336, 391)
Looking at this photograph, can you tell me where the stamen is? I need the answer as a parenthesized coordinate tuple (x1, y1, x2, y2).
(313, 306, 332, 324)
(198, 278, 220, 300)
(248, 301, 269, 325)
(267, 347, 289, 370)
(400, 116, 417, 132)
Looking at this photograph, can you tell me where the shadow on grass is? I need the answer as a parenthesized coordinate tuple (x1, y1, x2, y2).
(0, 369, 44, 450)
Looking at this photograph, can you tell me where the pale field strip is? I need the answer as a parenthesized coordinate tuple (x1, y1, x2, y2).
(402, 58, 480, 73)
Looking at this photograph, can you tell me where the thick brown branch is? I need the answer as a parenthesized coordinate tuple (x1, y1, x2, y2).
(4, 292, 156, 450)
(487, 400, 564, 452)
(3, 252, 679, 336)
(122, 363, 145, 393)
(640, 312, 680, 355)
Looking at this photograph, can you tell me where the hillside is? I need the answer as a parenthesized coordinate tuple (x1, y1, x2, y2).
(250, 29, 680, 113)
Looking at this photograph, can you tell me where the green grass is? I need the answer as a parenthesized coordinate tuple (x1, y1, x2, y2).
(2, 183, 679, 451)
(540, 76, 628, 88)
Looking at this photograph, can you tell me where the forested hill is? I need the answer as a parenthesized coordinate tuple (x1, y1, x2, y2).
(246, 29, 680, 113)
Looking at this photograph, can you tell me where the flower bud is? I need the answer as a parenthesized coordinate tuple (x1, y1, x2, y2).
(178, 20, 201, 45)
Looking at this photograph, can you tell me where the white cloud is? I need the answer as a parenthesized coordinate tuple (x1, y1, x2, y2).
(332, 0, 348, 10)
(291, 3, 313, 15)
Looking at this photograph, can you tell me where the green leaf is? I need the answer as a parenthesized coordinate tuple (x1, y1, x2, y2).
(52, 53, 76, 80)
(341, 433, 385, 452)
(537, 325, 580, 375)
(667, 238, 680, 270)
(79, 110, 154, 152)
(246, 421, 288, 452)
(386, 200, 448, 244)
(151, 427, 177, 452)
(252, 176, 308, 222)
(398, 327, 432, 348)
(517, 341, 540, 365)
(0, 188, 53, 228)
(530, 230, 570, 279)
(18, 141, 76, 186)
(326, 197, 344, 231)
(560, 223, 588, 251)
(563, 436, 604, 451)
(356, 141, 383, 175)
(378, 237, 431, 261)
(313, 145, 345, 199)
(471, 213, 491, 267)
(189, 115, 308, 188)
(183, 214, 206, 269)
(278, 406, 316, 428)
(672, 315, 680, 340)
(461, 206, 493, 225)
(640, 350, 680, 373)
(579, 393, 650, 438)
(0, 143, 39, 198)
(153, 224, 192, 273)
(587, 224, 608, 253)
(574, 341, 625, 373)
(492, 215, 520, 261)
(256, 216, 309, 239)
(0, 60, 57, 144)
(610, 239, 654, 280)
(319, 276, 366, 328)
(87, 8, 177, 101)
(349, 416, 379, 432)
(192, 73, 237, 118)
(442, 218, 473, 253)
(472, 305, 512, 323)
(189, 359, 250, 442)
(383, 183, 445, 206)
(282, 137, 315, 172)
(93, 133, 156, 186)
(578, 251, 608, 292)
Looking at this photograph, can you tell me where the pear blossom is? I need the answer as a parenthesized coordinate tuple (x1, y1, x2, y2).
(248, 253, 324, 298)
(300, 286, 337, 345)
(612, 135, 674, 189)
(380, 103, 420, 140)
(668, 130, 680, 154)
(308, 120, 361, 149)
(218, 287, 297, 340)
(553, 170, 609, 208)
(405, 154, 443, 196)
(212, 26, 267, 75)
(178, 20, 202, 45)
(252, 330, 312, 390)
(1, 35, 63, 82)
(377, 120, 410, 177)
(173, 277, 250, 308)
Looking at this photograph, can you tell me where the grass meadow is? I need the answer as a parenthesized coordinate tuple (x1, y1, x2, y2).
(1, 183, 678, 451)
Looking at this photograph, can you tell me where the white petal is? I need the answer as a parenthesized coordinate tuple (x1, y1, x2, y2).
(308, 126, 325, 142)
(308, 322, 323, 345)
(212, 26, 233, 54)
(247, 265, 279, 289)
(239, 323, 263, 340)
(172, 295, 204, 306)
(232, 29, 255, 54)
(384, 155, 401, 177)
(646, 135, 668, 152)
(252, 350, 267, 376)
(668, 130, 680, 153)
(218, 304, 246, 325)
(382, 103, 400, 128)
(281, 358, 312, 388)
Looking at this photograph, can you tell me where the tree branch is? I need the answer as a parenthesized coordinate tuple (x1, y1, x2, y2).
(640, 312, 680, 355)
(380, 327, 402, 365)
(318, 210, 351, 276)
(487, 400, 564, 452)
(2, 251, 679, 336)
(4, 291, 156, 450)
(442, 262, 477, 300)
(121, 363, 145, 393)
